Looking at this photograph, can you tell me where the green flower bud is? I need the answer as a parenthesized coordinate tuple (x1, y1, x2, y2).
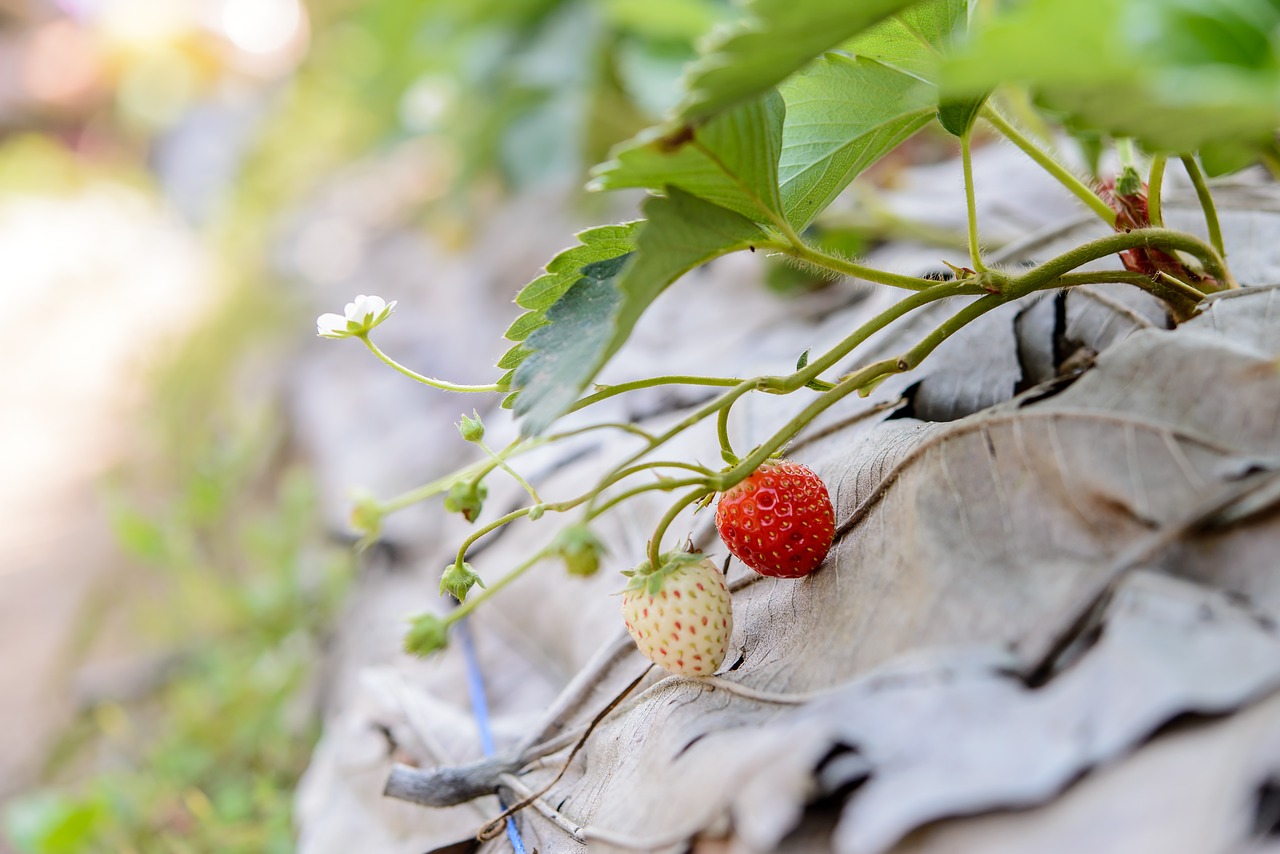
(551, 524, 607, 577)
(349, 490, 383, 543)
(458, 411, 485, 443)
(1115, 165, 1143, 197)
(404, 613, 450, 657)
(527, 504, 546, 521)
(444, 480, 487, 522)
(440, 560, 485, 601)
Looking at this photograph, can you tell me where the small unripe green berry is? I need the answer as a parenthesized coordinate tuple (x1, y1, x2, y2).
(551, 524, 607, 577)
(404, 613, 450, 656)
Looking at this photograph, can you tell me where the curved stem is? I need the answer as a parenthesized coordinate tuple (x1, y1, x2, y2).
(566, 375, 745, 415)
(1148, 154, 1167, 228)
(1051, 270, 1206, 308)
(718, 296, 1008, 491)
(961, 131, 987, 272)
(1006, 228, 1233, 296)
(764, 237, 937, 291)
(717, 406, 738, 466)
(1179, 154, 1226, 261)
(647, 488, 715, 568)
(587, 477, 710, 523)
(445, 550, 548, 625)
(981, 107, 1117, 228)
(359, 335, 502, 393)
(478, 439, 541, 503)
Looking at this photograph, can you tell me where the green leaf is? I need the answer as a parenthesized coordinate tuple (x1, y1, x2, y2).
(502, 310, 548, 343)
(513, 189, 765, 435)
(498, 222, 639, 382)
(590, 91, 786, 224)
(1198, 137, 1271, 177)
(512, 256, 629, 435)
(937, 93, 987, 137)
(514, 223, 640, 311)
(610, 189, 768, 361)
(677, 0, 921, 120)
(847, 0, 969, 78)
(941, 0, 1280, 153)
(779, 55, 935, 228)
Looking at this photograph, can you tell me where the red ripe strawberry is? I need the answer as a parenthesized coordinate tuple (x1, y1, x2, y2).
(621, 553, 733, 677)
(715, 460, 835, 578)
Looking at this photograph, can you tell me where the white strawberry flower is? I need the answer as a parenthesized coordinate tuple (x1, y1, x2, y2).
(316, 294, 397, 339)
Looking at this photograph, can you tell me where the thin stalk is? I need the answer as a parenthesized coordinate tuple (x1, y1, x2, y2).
(477, 439, 541, 503)
(588, 477, 709, 524)
(981, 107, 1117, 227)
(1005, 227, 1233, 295)
(444, 551, 548, 624)
(765, 237, 938, 291)
(1052, 270, 1206, 305)
(359, 335, 502, 393)
(1179, 154, 1226, 260)
(961, 130, 987, 271)
(567, 375, 745, 415)
(647, 487, 716, 568)
(717, 406, 738, 466)
(718, 296, 1009, 490)
(1148, 154, 1167, 227)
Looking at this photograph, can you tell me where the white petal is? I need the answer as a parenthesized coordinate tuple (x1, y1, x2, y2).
(316, 313, 347, 335)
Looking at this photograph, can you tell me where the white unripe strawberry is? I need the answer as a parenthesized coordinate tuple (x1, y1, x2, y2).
(621, 553, 733, 677)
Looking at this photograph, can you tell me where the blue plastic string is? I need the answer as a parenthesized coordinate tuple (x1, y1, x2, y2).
(456, 618, 528, 854)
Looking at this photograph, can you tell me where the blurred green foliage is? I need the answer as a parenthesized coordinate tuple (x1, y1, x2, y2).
(5, 283, 351, 853)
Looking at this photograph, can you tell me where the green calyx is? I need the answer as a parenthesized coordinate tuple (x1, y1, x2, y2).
(404, 612, 450, 657)
(622, 549, 707, 596)
(440, 560, 485, 601)
(551, 524, 607, 577)
(444, 479, 488, 522)
(458, 411, 486, 443)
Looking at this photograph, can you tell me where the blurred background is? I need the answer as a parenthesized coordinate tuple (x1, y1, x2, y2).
(0, 0, 725, 849)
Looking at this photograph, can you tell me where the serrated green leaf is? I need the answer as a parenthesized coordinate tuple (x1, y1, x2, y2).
(677, 0, 921, 120)
(512, 265, 626, 435)
(847, 0, 969, 78)
(610, 189, 768, 360)
(512, 189, 765, 435)
(496, 344, 533, 371)
(503, 310, 549, 343)
(496, 369, 515, 392)
(779, 55, 935, 228)
(515, 223, 641, 311)
(941, 0, 1280, 153)
(590, 91, 786, 224)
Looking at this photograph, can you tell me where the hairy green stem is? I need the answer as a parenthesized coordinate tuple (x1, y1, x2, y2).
(1179, 155, 1226, 261)
(1148, 154, 1167, 228)
(766, 237, 937, 291)
(961, 131, 987, 272)
(360, 335, 503, 393)
(1005, 228, 1233, 296)
(981, 107, 1117, 228)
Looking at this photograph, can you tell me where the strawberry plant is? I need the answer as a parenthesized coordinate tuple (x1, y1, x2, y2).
(316, 0, 1277, 680)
